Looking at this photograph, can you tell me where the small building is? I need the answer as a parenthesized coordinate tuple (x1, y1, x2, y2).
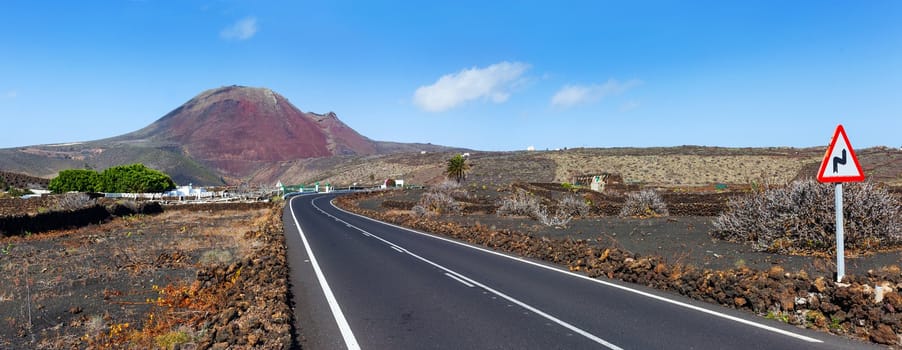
(380, 178, 404, 189)
(573, 173, 612, 192)
(164, 184, 206, 197)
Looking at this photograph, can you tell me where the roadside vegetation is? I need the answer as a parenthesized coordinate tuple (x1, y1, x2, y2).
(495, 189, 582, 228)
(49, 163, 176, 193)
(412, 181, 464, 216)
(713, 180, 902, 254)
(618, 189, 669, 218)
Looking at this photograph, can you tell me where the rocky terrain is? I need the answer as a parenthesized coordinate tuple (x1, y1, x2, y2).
(0, 198, 292, 349)
(0, 171, 49, 191)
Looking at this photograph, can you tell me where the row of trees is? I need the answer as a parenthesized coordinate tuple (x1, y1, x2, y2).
(49, 164, 177, 193)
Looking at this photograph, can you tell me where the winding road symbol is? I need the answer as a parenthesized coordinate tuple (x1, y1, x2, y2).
(832, 149, 846, 174)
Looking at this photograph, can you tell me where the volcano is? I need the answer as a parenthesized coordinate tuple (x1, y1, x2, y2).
(114, 86, 378, 177)
(0, 85, 456, 185)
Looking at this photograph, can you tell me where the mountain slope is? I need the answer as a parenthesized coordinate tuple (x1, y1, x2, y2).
(111, 86, 379, 177)
(0, 85, 458, 185)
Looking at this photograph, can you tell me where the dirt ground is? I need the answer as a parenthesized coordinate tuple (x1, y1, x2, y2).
(442, 215, 902, 277)
(360, 188, 902, 278)
(0, 201, 291, 349)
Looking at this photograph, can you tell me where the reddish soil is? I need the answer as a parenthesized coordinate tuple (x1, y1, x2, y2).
(0, 201, 292, 349)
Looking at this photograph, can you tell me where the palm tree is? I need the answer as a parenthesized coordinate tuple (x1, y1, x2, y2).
(445, 154, 470, 183)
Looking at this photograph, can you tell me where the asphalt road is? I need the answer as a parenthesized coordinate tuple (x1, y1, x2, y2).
(284, 193, 876, 349)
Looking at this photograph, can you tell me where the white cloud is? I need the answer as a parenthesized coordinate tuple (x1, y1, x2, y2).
(413, 61, 530, 112)
(551, 79, 642, 108)
(4, 90, 16, 99)
(221, 17, 258, 40)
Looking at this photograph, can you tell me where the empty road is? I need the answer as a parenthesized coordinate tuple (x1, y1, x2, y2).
(284, 193, 874, 349)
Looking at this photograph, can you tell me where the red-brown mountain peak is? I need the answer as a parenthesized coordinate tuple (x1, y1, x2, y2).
(117, 85, 377, 177)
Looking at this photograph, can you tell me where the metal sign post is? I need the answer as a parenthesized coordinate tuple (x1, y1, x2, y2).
(816, 124, 864, 283)
(834, 183, 844, 282)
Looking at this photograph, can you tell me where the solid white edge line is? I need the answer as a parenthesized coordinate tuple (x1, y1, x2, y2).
(390, 246, 404, 253)
(312, 199, 622, 350)
(328, 199, 824, 344)
(444, 272, 475, 288)
(289, 196, 361, 350)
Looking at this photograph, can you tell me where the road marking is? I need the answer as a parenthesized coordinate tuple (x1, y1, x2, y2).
(329, 199, 824, 344)
(311, 199, 622, 350)
(289, 197, 360, 350)
(390, 246, 404, 253)
(444, 272, 475, 287)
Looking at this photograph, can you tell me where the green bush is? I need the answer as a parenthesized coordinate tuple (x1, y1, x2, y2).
(49, 169, 100, 193)
(97, 164, 176, 193)
(49, 164, 176, 194)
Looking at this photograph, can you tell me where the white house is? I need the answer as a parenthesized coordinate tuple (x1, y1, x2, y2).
(380, 179, 404, 189)
(165, 184, 206, 197)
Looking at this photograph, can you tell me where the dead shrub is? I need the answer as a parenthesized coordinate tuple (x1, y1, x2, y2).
(559, 194, 590, 217)
(52, 193, 95, 212)
(712, 180, 902, 253)
(497, 189, 572, 227)
(534, 205, 572, 228)
(417, 191, 460, 215)
(619, 189, 669, 218)
(411, 205, 430, 217)
(496, 189, 541, 217)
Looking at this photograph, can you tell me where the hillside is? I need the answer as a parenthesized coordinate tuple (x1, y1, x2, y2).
(0, 86, 457, 185)
(274, 146, 902, 189)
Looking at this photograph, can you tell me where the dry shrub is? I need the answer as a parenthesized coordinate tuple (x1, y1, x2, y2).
(712, 180, 902, 253)
(496, 189, 541, 217)
(619, 189, 669, 217)
(411, 205, 429, 217)
(416, 191, 460, 215)
(534, 206, 572, 228)
(497, 189, 572, 227)
(52, 193, 95, 211)
(559, 194, 590, 217)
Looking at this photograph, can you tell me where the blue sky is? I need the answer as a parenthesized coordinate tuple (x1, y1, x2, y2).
(1, 1, 900, 151)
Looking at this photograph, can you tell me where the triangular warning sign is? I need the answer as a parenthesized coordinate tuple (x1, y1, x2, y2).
(817, 124, 865, 182)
